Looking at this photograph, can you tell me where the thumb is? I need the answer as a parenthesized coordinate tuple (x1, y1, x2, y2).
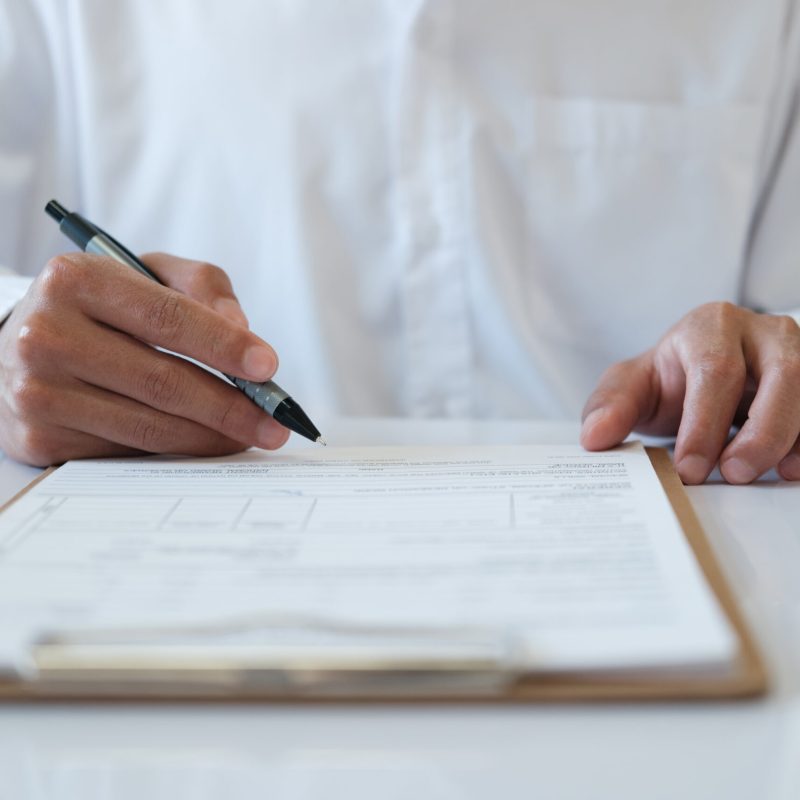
(140, 252, 249, 328)
(580, 354, 657, 450)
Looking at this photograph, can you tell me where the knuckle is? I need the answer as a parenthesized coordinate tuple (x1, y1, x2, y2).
(687, 301, 745, 334)
(693, 352, 743, 384)
(9, 377, 51, 419)
(38, 255, 84, 300)
(188, 262, 224, 290)
(772, 314, 800, 338)
(688, 300, 735, 320)
(15, 317, 59, 365)
(128, 416, 168, 451)
(141, 362, 185, 408)
(16, 425, 56, 467)
(143, 291, 185, 335)
(705, 300, 740, 322)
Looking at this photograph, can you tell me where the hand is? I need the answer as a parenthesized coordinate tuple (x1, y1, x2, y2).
(580, 302, 800, 484)
(0, 252, 290, 466)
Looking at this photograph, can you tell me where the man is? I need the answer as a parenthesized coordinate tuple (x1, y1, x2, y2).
(1, 0, 799, 484)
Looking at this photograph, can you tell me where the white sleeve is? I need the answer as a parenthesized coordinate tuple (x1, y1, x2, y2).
(0, 1, 79, 278)
(743, 0, 800, 320)
(0, 267, 33, 323)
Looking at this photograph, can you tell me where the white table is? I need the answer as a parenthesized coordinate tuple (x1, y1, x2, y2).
(1, 419, 798, 799)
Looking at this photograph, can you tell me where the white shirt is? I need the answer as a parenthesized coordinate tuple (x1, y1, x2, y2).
(1, 0, 800, 422)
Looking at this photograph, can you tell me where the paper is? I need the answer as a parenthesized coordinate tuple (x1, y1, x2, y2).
(0, 443, 736, 673)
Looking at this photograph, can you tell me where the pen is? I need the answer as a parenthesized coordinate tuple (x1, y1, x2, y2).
(44, 199, 325, 446)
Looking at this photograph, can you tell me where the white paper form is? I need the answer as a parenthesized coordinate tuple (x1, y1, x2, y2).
(0, 443, 736, 673)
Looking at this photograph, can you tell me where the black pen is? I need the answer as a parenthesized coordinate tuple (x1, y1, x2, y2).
(45, 199, 325, 445)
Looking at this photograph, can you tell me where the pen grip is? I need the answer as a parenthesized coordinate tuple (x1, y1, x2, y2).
(224, 375, 289, 415)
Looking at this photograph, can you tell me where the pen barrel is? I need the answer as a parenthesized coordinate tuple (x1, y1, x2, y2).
(85, 235, 161, 282)
(224, 375, 288, 415)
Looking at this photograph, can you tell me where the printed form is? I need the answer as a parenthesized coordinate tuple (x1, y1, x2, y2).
(0, 443, 736, 674)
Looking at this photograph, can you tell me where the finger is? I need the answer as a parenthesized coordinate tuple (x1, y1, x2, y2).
(580, 355, 658, 450)
(64, 255, 277, 381)
(6, 423, 145, 467)
(719, 330, 800, 483)
(672, 349, 746, 485)
(777, 436, 800, 481)
(53, 430, 145, 461)
(47, 382, 258, 457)
(63, 322, 289, 450)
(141, 253, 249, 327)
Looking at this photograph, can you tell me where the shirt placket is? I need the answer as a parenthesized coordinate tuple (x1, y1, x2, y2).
(395, 0, 472, 418)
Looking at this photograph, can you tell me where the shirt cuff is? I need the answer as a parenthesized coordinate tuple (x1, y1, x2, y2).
(0, 267, 33, 324)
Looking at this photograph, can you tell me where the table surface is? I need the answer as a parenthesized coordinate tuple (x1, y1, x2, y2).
(0, 419, 798, 800)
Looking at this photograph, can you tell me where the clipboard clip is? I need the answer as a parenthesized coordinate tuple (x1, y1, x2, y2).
(26, 612, 531, 698)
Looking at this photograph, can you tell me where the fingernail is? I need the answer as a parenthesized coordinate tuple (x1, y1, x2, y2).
(243, 345, 277, 379)
(214, 298, 249, 327)
(582, 408, 607, 433)
(580, 408, 608, 446)
(779, 453, 800, 480)
(722, 457, 757, 484)
(676, 454, 710, 485)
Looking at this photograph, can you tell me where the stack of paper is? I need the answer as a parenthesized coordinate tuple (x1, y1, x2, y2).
(0, 443, 746, 697)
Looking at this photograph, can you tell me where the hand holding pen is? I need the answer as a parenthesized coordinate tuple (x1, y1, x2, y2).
(0, 201, 321, 466)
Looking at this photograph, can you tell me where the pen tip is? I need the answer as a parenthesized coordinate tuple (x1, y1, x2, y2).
(316, 437, 327, 447)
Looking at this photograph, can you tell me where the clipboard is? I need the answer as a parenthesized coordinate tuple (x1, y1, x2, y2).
(0, 448, 768, 703)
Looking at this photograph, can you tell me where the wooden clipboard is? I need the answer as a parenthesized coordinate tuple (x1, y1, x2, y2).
(0, 448, 768, 703)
